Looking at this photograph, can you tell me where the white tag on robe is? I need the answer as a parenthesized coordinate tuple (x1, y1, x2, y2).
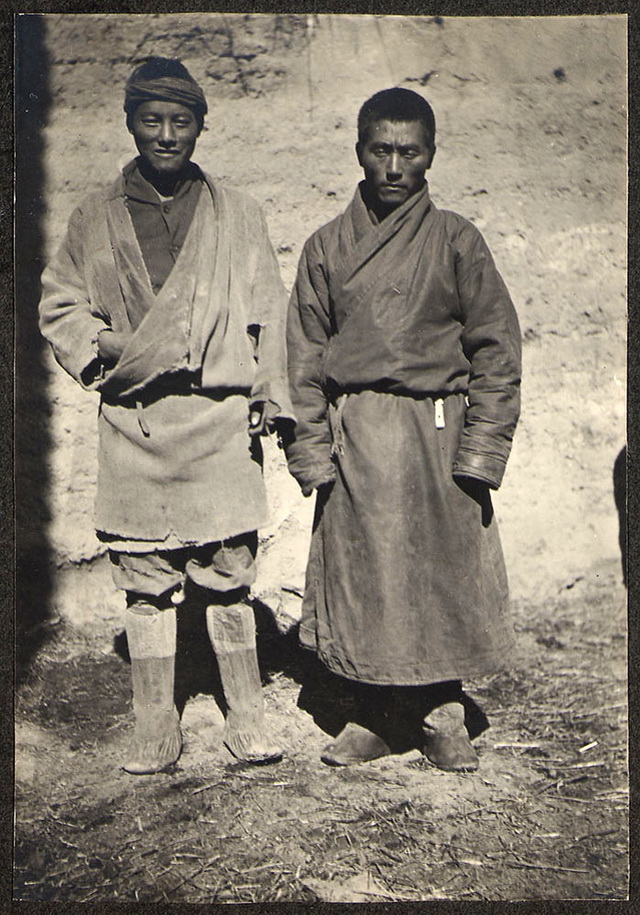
(435, 398, 445, 429)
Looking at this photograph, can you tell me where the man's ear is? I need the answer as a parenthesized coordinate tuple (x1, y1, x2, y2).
(426, 144, 436, 170)
(355, 142, 364, 167)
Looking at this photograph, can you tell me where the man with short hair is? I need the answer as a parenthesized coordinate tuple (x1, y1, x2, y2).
(40, 58, 293, 773)
(286, 88, 521, 771)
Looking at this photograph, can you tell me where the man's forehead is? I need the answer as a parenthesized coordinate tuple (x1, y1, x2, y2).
(134, 99, 196, 117)
(363, 119, 430, 144)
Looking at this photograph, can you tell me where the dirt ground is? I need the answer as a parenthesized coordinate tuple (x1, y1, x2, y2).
(15, 563, 627, 902)
(14, 13, 628, 902)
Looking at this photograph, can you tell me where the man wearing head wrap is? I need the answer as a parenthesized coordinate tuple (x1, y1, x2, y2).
(286, 88, 521, 771)
(39, 58, 294, 774)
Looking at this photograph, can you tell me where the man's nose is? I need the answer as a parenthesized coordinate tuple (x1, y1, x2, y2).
(158, 122, 177, 145)
(386, 153, 402, 178)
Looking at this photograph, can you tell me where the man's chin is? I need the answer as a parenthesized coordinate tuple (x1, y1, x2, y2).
(377, 188, 409, 205)
(378, 194, 407, 211)
(150, 160, 186, 174)
(139, 152, 190, 176)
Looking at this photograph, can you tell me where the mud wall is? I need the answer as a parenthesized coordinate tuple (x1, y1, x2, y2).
(17, 13, 627, 628)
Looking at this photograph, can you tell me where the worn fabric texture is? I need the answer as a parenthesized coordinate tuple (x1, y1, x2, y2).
(40, 160, 293, 548)
(287, 182, 521, 685)
(123, 75, 208, 118)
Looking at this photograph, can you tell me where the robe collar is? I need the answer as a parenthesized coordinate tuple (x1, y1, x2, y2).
(357, 179, 431, 232)
(330, 180, 434, 297)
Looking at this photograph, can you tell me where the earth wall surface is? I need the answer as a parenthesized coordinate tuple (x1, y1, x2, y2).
(18, 12, 627, 623)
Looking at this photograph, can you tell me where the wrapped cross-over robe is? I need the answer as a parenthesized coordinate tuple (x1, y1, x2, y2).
(286, 182, 522, 685)
(40, 163, 293, 549)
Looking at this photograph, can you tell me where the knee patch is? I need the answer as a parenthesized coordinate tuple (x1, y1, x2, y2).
(125, 604, 177, 659)
(206, 602, 256, 651)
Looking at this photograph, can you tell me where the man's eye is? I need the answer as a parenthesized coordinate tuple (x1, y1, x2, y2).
(175, 121, 192, 128)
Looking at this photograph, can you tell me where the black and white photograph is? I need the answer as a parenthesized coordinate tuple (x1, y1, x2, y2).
(14, 12, 628, 902)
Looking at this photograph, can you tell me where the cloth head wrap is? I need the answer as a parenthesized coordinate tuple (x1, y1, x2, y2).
(124, 75, 208, 118)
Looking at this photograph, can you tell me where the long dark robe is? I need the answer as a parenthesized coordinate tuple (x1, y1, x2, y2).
(286, 183, 521, 684)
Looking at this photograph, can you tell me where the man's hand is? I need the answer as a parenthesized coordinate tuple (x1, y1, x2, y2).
(249, 400, 288, 437)
(454, 474, 492, 497)
(249, 402, 266, 435)
(97, 329, 133, 365)
(454, 474, 493, 524)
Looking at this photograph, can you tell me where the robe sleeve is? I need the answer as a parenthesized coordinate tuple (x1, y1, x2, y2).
(39, 203, 110, 390)
(285, 233, 336, 496)
(451, 219, 522, 489)
(247, 206, 296, 425)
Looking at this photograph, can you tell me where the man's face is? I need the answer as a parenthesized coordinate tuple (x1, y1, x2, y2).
(129, 100, 200, 175)
(356, 119, 435, 212)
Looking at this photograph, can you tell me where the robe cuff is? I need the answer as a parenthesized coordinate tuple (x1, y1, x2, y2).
(249, 396, 296, 427)
(250, 380, 296, 425)
(452, 449, 506, 490)
(285, 448, 336, 497)
(300, 465, 337, 497)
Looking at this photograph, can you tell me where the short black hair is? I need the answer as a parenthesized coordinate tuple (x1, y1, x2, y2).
(358, 88, 436, 147)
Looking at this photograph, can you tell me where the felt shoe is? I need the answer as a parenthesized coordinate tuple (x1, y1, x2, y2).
(123, 707, 182, 775)
(422, 701, 479, 772)
(321, 721, 393, 766)
(223, 718, 282, 764)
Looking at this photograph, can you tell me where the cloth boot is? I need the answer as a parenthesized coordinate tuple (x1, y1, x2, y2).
(123, 601, 182, 775)
(206, 602, 282, 764)
(422, 682, 478, 772)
